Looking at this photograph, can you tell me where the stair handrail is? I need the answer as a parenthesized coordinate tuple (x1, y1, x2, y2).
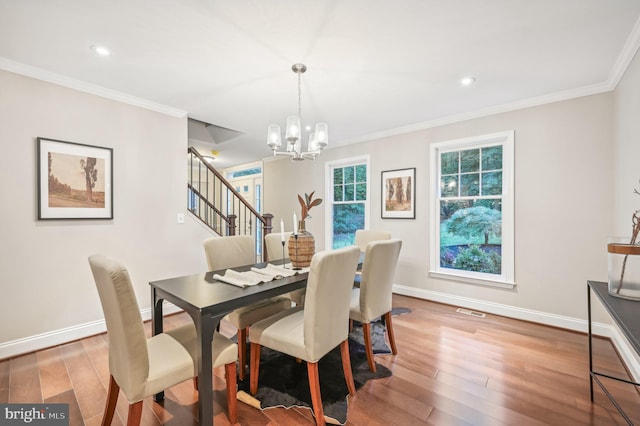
(187, 147, 273, 247)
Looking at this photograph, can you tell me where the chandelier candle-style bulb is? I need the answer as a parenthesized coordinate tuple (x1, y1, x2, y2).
(286, 115, 300, 142)
(314, 122, 328, 148)
(307, 133, 317, 152)
(267, 63, 328, 161)
(267, 124, 282, 149)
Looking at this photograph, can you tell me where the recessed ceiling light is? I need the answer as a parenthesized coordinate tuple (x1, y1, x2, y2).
(461, 77, 476, 86)
(90, 45, 111, 57)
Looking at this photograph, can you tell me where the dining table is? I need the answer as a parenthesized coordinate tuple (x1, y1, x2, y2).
(149, 261, 309, 425)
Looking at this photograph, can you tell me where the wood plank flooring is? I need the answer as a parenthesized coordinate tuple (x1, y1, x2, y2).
(1, 294, 639, 425)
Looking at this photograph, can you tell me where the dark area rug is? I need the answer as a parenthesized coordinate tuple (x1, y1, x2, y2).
(237, 307, 410, 424)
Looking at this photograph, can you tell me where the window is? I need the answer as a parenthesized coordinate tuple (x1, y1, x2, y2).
(430, 131, 514, 288)
(325, 156, 370, 249)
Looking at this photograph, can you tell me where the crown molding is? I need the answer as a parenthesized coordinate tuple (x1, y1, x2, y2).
(0, 57, 188, 118)
(608, 14, 640, 89)
(345, 80, 613, 145)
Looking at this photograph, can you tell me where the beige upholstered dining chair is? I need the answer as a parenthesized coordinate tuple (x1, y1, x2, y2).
(203, 235, 291, 380)
(248, 246, 361, 426)
(264, 231, 305, 306)
(353, 229, 391, 281)
(88, 255, 238, 425)
(349, 239, 402, 373)
(354, 229, 391, 253)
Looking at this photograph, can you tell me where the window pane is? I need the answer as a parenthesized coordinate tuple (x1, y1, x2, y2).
(356, 183, 366, 201)
(334, 185, 343, 202)
(440, 201, 502, 273)
(482, 146, 503, 171)
(482, 171, 502, 195)
(344, 166, 355, 183)
(441, 175, 458, 197)
(432, 131, 513, 284)
(460, 149, 479, 173)
(460, 173, 479, 196)
(345, 183, 355, 201)
(333, 168, 343, 184)
(441, 152, 458, 175)
(475, 198, 501, 210)
(333, 203, 365, 249)
(355, 165, 366, 183)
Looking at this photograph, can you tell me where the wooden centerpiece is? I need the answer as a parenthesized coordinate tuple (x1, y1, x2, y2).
(288, 191, 322, 269)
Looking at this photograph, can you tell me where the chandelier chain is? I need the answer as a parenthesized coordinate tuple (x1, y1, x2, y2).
(297, 69, 302, 124)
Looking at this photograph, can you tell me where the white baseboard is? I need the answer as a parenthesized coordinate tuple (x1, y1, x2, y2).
(0, 303, 183, 361)
(393, 284, 640, 381)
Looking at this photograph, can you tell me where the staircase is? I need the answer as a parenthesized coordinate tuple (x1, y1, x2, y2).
(187, 147, 273, 260)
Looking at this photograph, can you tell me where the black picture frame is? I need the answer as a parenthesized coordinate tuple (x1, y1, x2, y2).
(37, 137, 113, 220)
(381, 167, 415, 219)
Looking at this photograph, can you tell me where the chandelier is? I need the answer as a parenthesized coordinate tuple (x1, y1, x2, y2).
(267, 63, 328, 161)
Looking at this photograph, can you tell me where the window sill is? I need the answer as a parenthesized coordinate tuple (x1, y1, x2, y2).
(429, 270, 516, 290)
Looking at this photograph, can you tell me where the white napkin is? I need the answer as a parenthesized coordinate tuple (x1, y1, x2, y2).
(250, 263, 298, 279)
(213, 269, 273, 288)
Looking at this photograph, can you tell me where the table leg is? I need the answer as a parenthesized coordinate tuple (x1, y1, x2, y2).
(193, 313, 225, 426)
(152, 289, 165, 402)
(587, 284, 594, 402)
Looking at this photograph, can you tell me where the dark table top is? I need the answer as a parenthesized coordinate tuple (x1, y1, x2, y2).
(588, 280, 640, 355)
(150, 262, 309, 315)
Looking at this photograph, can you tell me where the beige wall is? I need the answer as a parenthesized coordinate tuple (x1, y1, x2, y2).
(3, 48, 639, 356)
(613, 49, 640, 237)
(265, 91, 614, 322)
(0, 70, 213, 351)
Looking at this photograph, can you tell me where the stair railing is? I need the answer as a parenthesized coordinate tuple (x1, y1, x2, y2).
(187, 147, 273, 260)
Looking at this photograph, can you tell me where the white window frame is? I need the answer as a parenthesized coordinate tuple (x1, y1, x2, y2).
(429, 131, 515, 289)
(324, 155, 371, 250)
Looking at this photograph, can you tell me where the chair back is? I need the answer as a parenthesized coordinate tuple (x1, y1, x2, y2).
(303, 246, 361, 361)
(264, 232, 292, 261)
(359, 239, 403, 321)
(204, 235, 255, 270)
(354, 230, 391, 253)
(88, 255, 149, 399)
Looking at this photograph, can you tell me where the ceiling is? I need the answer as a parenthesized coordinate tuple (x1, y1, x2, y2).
(1, 1, 640, 169)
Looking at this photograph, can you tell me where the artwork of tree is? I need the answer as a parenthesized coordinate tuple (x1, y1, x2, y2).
(80, 157, 98, 202)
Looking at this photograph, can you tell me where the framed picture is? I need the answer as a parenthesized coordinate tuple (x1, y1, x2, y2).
(37, 137, 113, 220)
(381, 167, 415, 219)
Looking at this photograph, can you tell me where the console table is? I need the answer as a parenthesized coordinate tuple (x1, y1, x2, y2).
(587, 280, 640, 425)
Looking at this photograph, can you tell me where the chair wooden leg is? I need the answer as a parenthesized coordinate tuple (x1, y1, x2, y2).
(249, 342, 261, 395)
(126, 401, 143, 426)
(225, 362, 238, 424)
(362, 322, 376, 372)
(340, 340, 356, 396)
(238, 327, 248, 381)
(102, 375, 119, 426)
(307, 361, 326, 426)
(384, 311, 398, 355)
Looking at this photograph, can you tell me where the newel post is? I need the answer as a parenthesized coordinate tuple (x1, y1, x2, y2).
(262, 213, 274, 257)
(227, 214, 237, 236)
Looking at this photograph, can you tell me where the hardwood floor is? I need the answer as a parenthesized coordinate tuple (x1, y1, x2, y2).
(1, 295, 639, 425)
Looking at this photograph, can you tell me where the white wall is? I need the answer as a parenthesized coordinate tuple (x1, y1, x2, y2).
(0, 70, 213, 356)
(613, 49, 640, 237)
(265, 91, 614, 325)
(610, 47, 640, 377)
(2, 48, 638, 359)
